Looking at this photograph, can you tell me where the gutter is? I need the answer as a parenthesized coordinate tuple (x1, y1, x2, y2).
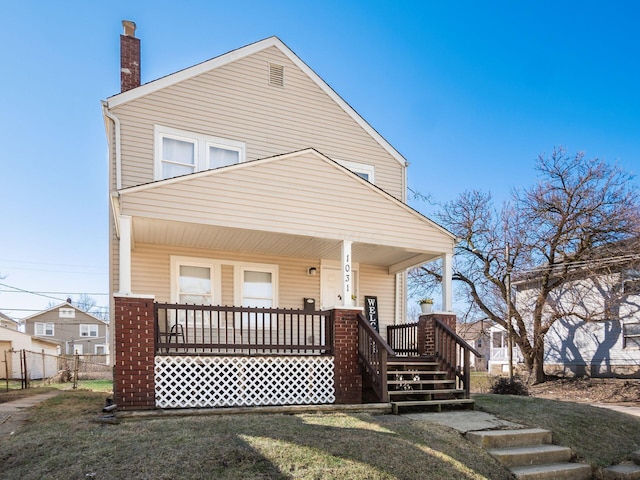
(101, 101, 122, 190)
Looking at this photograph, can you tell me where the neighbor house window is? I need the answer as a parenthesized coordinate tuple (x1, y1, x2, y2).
(155, 125, 245, 180)
(623, 322, 640, 348)
(335, 159, 375, 183)
(80, 324, 98, 337)
(35, 322, 54, 336)
(95, 345, 107, 355)
(59, 308, 75, 318)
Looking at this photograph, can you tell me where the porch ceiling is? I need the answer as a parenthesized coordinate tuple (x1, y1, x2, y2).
(132, 217, 442, 270)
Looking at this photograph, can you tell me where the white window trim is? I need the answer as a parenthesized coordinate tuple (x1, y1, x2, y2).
(335, 159, 375, 183)
(35, 322, 54, 336)
(94, 344, 107, 355)
(170, 256, 222, 305)
(154, 125, 246, 181)
(80, 324, 99, 338)
(233, 263, 279, 307)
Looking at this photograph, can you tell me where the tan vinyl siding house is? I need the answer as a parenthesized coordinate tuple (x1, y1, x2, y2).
(104, 28, 465, 410)
(23, 303, 109, 360)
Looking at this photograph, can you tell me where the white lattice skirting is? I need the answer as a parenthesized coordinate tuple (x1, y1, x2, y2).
(155, 355, 335, 409)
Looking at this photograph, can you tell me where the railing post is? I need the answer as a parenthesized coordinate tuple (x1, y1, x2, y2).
(464, 347, 471, 399)
(380, 349, 388, 402)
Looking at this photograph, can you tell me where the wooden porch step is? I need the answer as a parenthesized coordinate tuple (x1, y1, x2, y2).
(391, 398, 475, 414)
(387, 379, 454, 386)
(387, 370, 448, 376)
(388, 389, 465, 396)
(388, 361, 439, 367)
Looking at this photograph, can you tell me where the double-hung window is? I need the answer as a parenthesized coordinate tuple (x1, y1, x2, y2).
(155, 125, 245, 180)
(235, 264, 278, 328)
(35, 322, 54, 336)
(80, 324, 99, 337)
(623, 322, 640, 349)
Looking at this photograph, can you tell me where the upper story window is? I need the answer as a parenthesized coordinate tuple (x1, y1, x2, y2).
(35, 322, 54, 336)
(80, 324, 99, 337)
(335, 159, 375, 183)
(155, 125, 246, 181)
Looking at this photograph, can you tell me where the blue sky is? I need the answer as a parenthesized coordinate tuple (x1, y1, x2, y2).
(1, 1, 639, 319)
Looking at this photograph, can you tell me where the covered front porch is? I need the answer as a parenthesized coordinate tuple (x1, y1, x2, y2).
(114, 299, 478, 411)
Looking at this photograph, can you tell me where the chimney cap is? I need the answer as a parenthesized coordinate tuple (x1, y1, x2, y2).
(122, 20, 136, 37)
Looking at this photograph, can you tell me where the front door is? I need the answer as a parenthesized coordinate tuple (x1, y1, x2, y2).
(320, 265, 358, 309)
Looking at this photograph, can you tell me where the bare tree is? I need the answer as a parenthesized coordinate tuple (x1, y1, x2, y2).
(411, 148, 640, 383)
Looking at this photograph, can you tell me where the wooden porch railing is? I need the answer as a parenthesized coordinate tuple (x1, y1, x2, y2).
(387, 323, 420, 356)
(357, 313, 394, 402)
(433, 317, 481, 399)
(154, 303, 333, 356)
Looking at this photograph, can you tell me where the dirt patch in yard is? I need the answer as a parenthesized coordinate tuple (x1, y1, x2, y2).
(529, 377, 640, 405)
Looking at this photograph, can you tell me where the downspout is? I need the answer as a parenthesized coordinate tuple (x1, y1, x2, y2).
(101, 101, 122, 190)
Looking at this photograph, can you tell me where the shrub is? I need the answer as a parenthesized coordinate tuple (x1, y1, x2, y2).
(490, 376, 529, 396)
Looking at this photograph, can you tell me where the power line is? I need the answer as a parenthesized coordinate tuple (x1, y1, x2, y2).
(0, 289, 109, 296)
(0, 282, 69, 302)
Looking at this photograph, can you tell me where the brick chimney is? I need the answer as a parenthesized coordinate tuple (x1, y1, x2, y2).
(120, 20, 140, 92)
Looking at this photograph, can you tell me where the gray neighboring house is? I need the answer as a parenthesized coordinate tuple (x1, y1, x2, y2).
(22, 302, 109, 363)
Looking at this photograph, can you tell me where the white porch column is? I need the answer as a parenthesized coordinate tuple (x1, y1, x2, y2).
(119, 215, 132, 295)
(442, 252, 453, 312)
(342, 240, 353, 307)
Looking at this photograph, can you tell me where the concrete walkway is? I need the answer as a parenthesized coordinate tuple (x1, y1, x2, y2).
(592, 403, 640, 417)
(404, 410, 524, 433)
(0, 392, 60, 437)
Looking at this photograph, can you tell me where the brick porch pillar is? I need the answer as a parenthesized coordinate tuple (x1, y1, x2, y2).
(114, 295, 155, 410)
(418, 312, 457, 356)
(332, 308, 362, 404)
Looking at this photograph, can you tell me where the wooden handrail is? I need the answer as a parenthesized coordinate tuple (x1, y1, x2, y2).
(433, 317, 481, 399)
(357, 313, 393, 402)
(433, 318, 481, 357)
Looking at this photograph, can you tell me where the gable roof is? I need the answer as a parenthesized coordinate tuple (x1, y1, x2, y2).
(21, 301, 107, 325)
(106, 36, 406, 167)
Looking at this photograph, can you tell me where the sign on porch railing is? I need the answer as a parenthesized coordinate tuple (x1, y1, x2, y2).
(364, 296, 379, 332)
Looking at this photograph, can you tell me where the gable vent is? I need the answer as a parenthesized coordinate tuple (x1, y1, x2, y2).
(269, 63, 284, 87)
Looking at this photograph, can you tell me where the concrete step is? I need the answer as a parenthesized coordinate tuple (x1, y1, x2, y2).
(467, 428, 552, 449)
(604, 463, 640, 479)
(510, 462, 592, 480)
(489, 444, 572, 468)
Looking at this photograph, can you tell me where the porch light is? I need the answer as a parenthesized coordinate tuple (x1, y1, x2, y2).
(307, 267, 318, 276)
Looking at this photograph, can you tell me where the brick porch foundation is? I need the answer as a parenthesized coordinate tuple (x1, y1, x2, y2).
(332, 309, 363, 404)
(114, 295, 155, 410)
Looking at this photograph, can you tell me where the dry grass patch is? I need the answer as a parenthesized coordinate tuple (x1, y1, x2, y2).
(1, 391, 512, 480)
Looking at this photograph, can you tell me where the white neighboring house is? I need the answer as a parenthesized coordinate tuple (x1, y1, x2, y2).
(486, 323, 524, 375)
(0, 327, 59, 379)
(514, 253, 640, 378)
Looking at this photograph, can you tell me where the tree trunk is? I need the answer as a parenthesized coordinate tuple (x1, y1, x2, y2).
(531, 345, 546, 384)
